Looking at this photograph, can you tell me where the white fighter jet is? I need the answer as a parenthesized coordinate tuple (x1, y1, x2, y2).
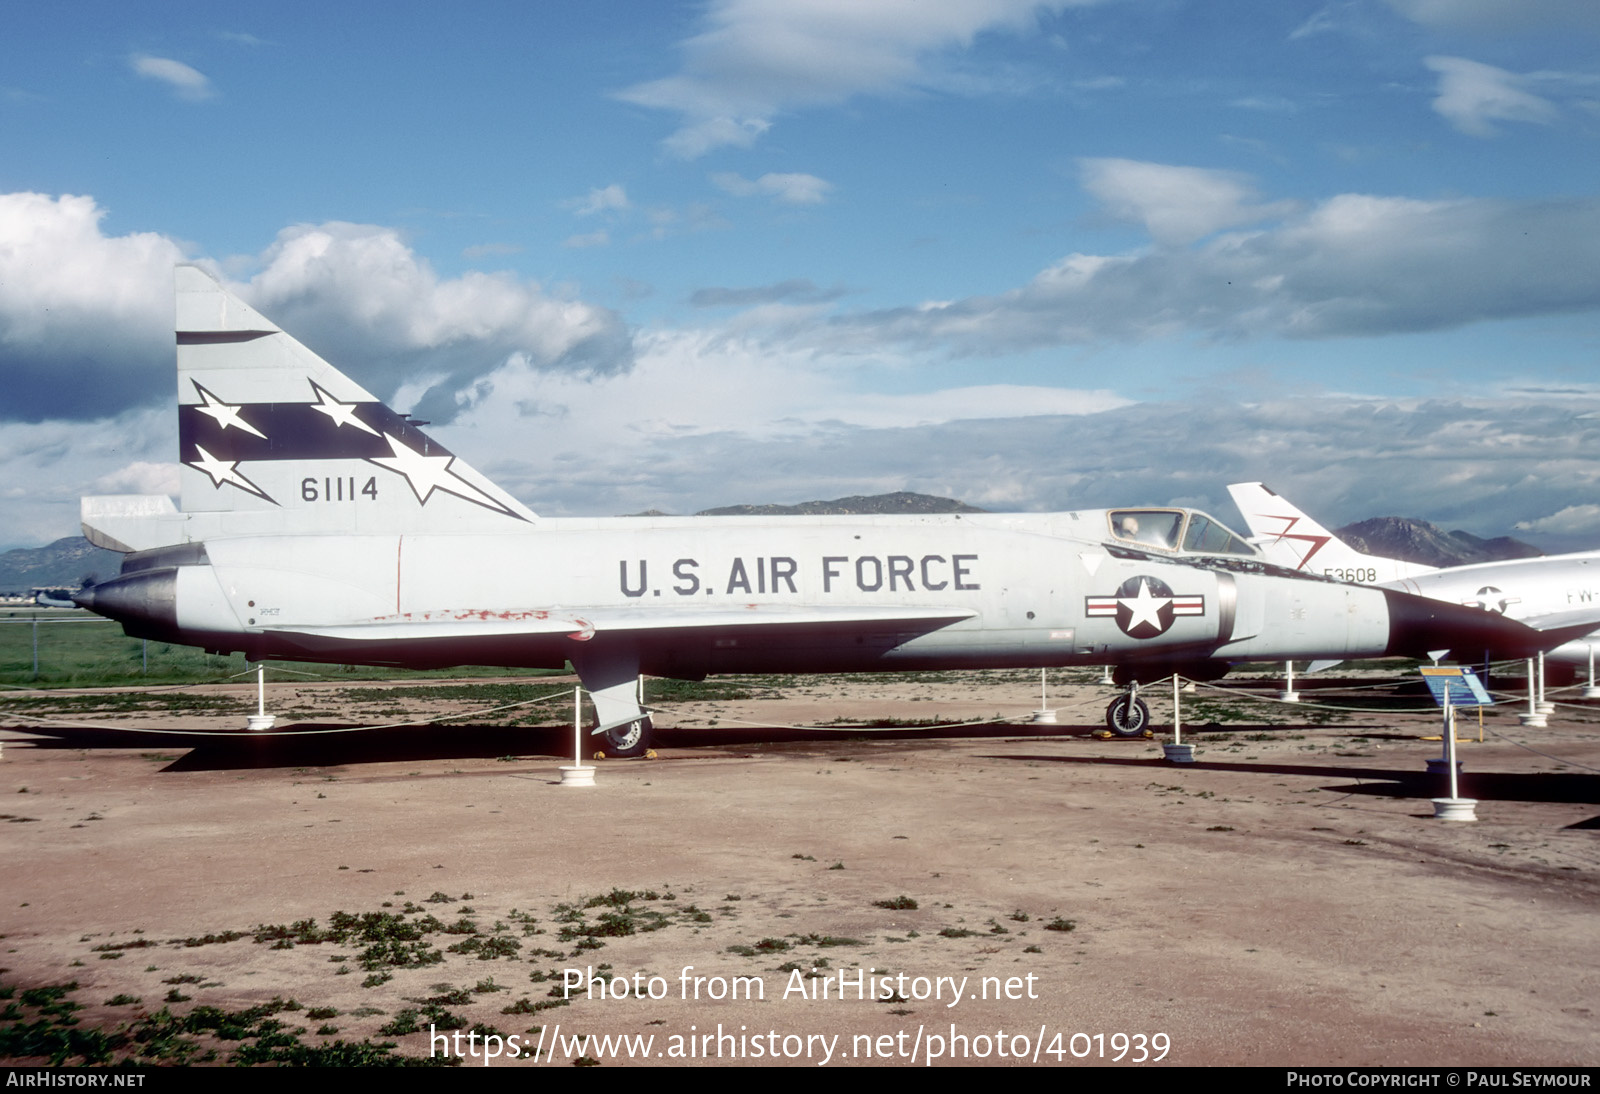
(72, 270, 1578, 752)
(1227, 482, 1600, 670)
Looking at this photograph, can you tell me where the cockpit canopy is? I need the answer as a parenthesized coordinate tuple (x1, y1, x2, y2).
(1107, 509, 1258, 557)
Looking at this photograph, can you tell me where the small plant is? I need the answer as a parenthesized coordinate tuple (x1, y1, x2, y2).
(503, 997, 568, 1015)
(873, 896, 918, 910)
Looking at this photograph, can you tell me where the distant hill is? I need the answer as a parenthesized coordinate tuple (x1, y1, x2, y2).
(1334, 517, 1543, 567)
(697, 491, 986, 517)
(0, 537, 123, 594)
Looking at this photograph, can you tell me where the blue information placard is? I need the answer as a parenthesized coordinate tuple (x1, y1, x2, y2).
(1420, 666, 1493, 707)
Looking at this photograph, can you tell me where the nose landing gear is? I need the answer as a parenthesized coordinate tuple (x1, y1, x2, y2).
(1105, 684, 1152, 737)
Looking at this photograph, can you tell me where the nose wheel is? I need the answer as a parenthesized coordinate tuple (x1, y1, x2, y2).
(1105, 691, 1151, 737)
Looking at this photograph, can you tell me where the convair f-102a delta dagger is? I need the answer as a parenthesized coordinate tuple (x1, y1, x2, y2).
(73, 268, 1576, 751)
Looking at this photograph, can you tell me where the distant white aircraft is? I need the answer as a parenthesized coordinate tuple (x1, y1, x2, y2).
(1227, 482, 1600, 669)
(69, 269, 1578, 752)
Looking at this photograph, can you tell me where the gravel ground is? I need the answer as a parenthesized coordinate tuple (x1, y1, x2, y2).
(2, 670, 1597, 1067)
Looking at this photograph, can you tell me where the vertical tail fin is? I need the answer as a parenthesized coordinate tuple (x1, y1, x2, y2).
(175, 266, 535, 534)
(1226, 482, 1435, 583)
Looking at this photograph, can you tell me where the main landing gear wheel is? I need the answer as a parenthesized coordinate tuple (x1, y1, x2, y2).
(1105, 696, 1151, 737)
(593, 716, 653, 759)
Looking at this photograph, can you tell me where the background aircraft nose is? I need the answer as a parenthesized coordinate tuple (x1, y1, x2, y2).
(1382, 587, 1583, 661)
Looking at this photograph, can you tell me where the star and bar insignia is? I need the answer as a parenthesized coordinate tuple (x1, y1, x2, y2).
(1086, 575, 1205, 639)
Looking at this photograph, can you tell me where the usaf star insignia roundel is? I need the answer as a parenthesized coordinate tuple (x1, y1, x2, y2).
(1085, 575, 1205, 639)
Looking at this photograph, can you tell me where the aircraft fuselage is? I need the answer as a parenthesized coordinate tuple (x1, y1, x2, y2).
(85, 510, 1417, 680)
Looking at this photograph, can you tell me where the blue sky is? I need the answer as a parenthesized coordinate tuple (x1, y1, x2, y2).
(3, 0, 1599, 550)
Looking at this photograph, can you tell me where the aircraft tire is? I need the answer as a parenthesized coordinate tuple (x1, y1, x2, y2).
(1105, 696, 1150, 737)
(593, 716, 652, 759)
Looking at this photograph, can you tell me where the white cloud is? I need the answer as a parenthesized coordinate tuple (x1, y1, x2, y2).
(816, 172, 1600, 353)
(0, 192, 630, 425)
(1389, 0, 1600, 34)
(0, 406, 172, 549)
(7, 351, 1598, 556)
(1425, 56, 1559, 137)
(563, 230, 611, 248)
(711, 171, 834, 204)
(1515, 504, 1600, 536)
(0, 193, 185, 420)
(1427, 56, 1561, 137)
(618, 0, 1099, 157)
(662, 117, 771, 160)
(1079, 158, 1296, 245)
(481, 326, 1103, 439)
(441, 322, 1130, 514)
(827, 383, 1128, 427)
(564, 184, 630, 216)
(130, 55, 214, 100)
(91, 460, 180, 496)
(438, 358, 1600, 548)
(1289, 5, 1345, 40)
(244, 221, 632, 420)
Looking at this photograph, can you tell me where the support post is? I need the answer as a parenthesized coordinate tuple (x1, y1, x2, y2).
(560, 684, 596, 786)
(1535, 650, 1554, 715)
(1279, 660, 1300, 703)
(1030, 667, 1058, 724)
(1163, 675, 1195, 762)
(245, 664, 275, 730)
(1432, 687, 1477, 820)
(1518, 657, 1547, 727)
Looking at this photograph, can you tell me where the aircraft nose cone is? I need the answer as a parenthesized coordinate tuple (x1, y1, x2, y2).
(72, 586, 96, 611)
(1383, 588, 1551, 660)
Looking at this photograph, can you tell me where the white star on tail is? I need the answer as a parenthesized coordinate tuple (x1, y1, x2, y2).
(189, 445, 272, 501)
(192, 383, 266, 438)
(1119, 578, 1172, 633)
(307, 381, 378, 435)
(368, 433, 513, 514)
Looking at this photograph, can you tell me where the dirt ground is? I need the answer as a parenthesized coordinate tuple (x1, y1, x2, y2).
(1, 670, 1597, 1068)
